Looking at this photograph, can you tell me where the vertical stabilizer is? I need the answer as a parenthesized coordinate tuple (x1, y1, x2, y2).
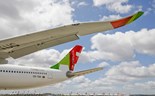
(50, 45, 83, 71)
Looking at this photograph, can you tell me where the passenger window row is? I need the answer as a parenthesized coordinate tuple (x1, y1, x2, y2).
(0, 70, 47, 75)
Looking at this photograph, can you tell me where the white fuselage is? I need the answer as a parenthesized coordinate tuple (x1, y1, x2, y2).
(0, 64, 68, 90)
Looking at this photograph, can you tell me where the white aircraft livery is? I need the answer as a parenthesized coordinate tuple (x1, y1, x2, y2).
(0, 45, 103, 89)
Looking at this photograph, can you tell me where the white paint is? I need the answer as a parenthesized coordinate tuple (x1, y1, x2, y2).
(0, 64, 68, 90)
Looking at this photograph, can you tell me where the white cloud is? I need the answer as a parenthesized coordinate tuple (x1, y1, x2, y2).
(80, 28, 155, 62)
(0, 0, 74, 39)
(93, 0, 133, 14)
(77, 2, 88, 7)
(78, 51, 97, 63)
(100, 14, 122, 21)
(8, 49, 61, 67)
(90, 32, 134, 61)
(97, 62, 110, 67)
(106, 61, 155, 78)
(125, 81, 155, 91)
(131, 29, 155, 55)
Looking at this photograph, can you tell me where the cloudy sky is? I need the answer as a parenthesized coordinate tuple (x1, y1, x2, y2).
(0, 0, 155, 95)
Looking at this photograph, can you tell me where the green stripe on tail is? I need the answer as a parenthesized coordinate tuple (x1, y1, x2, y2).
(50, 45, 83, 71)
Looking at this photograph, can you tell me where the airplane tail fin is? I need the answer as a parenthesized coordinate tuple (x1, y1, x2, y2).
(50, 45, 83, 71)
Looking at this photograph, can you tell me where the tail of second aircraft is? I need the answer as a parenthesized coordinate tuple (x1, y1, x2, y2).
(50, 45, 103, 78)
(50, 45, 83, 71)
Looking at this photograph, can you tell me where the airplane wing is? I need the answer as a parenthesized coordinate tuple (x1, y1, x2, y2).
(0, 11, 143, 63)
(67, 67, 103, 78)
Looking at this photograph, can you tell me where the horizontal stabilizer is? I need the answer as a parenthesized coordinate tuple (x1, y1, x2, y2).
(67, 67, 103, 78)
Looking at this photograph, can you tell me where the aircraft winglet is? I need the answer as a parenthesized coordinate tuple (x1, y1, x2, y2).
(111, 11, 144, 28)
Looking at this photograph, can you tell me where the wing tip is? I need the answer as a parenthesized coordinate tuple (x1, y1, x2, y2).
(111, 11, 144, 28)
(97, 67, 104, 70)
(127, 11, 144, 24)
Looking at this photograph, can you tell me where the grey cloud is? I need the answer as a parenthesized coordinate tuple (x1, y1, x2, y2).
(0, 0, 21, 20)
(0, 0, 74, 39)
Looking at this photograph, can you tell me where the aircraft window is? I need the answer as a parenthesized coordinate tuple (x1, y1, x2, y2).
(31, 72, 33, 74)
(22, 71, 23, 73)
(42, 76, 45, 78)
(0, 70, 2, 72)
(6, 70, 8, 72)
(14, 71, 16, 73)
(9, 71, 10, 73)
(12, 71, 13, 73)
(29, 72, 30, 74)
(17, 71, 18, 73)
(19, 71, 21, 73)
(3, 70, 5, 72)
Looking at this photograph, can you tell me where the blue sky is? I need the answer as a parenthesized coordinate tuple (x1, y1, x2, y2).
(0, 0, 155, 95)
